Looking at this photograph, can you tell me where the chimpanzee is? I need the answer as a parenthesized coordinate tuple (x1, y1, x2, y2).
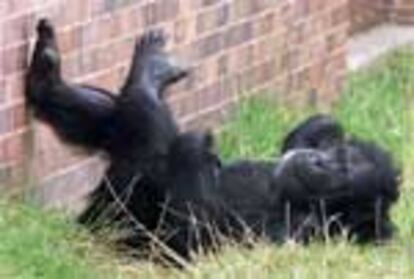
(26, 19, 400, 264)
(122, 125, 399, 261)
(163, 127, 399, 257)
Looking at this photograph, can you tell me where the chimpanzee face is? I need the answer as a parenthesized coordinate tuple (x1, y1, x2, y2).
(273, 148, 347, 200)
(273, 142, 396, 202)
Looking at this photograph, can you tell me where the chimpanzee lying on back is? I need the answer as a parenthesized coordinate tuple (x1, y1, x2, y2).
(140, 124, 400, 259)
(96, 118, 399, 260)
(26, 19, 400, 264)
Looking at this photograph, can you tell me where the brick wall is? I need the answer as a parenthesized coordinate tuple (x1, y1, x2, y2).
(391, 0, 414, 24)
(350, 0, 390, 33)
(0, 0, 349, 209)
(350, 0, 414, 33)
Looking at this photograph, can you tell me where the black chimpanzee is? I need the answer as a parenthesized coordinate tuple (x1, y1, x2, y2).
(124, 125, 399, 260)
(95, 117, 396, 261)
(26, 19, 400, 264)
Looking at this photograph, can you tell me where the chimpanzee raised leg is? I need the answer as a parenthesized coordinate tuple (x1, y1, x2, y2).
(26, 18, 118, 152)
(78, 30, 189, 231)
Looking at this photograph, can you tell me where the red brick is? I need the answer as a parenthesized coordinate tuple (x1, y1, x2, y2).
(3, 13, 35, 46)
(216, 53, 229, 76)
(5, 73, 25, 101)
(58, 27, 81, 54)
(224, 20, 254, 49)
(173, 17, 190, 44)
(59, 0, 92, 26)
(292, 0, 311, 19)
(392, 4, 414, 23)
(309, 0, 328, 14)
(232, 0, 272, 20)
(84, 69, 119, 92)
(331, 2, 349, 26)
(142, 0, 180, 27)
(0, 132, 26, 163)
(0, 107, 13, 136)
(34, 156, 106, 208)
(0, 164, 13, 186)
(350, 0, 389, 33)
(199, 0, 222, 8)
(2, 43, 28, 75)
(4, 0, 33, 15)
(255, 11, 276, 36)
(61, 54, 80, 79)
(0, 79, 6, 104)
(12, 103, 27, 130)
(196, 3, 231, 34)
(195, 31, 224, 59)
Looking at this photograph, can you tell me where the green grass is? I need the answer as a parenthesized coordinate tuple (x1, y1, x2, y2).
(0, 201, 116, 279)
(0, 48, 413, 278)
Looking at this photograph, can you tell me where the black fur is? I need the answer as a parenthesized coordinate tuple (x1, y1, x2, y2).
(273, 139, 400, 242)
(26, 19, 118, 151)
(26, 19, 400, 264)
(117, 129, 399, 260)
(77, 29, 188, 228)
(281, 114, 344, 153)
(278, 115, 400, 241)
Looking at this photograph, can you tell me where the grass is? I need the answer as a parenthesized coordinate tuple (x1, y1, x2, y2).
(0, 201, 111, 279)
(0, 48, 413, 278)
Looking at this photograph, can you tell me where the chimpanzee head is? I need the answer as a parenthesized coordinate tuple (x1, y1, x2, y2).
(273, 139, 400, 242)
(273, 148, 347, 203)
(281, 114, 344, 153)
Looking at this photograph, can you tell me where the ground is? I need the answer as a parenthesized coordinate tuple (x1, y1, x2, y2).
(0, 48, 412, 278)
